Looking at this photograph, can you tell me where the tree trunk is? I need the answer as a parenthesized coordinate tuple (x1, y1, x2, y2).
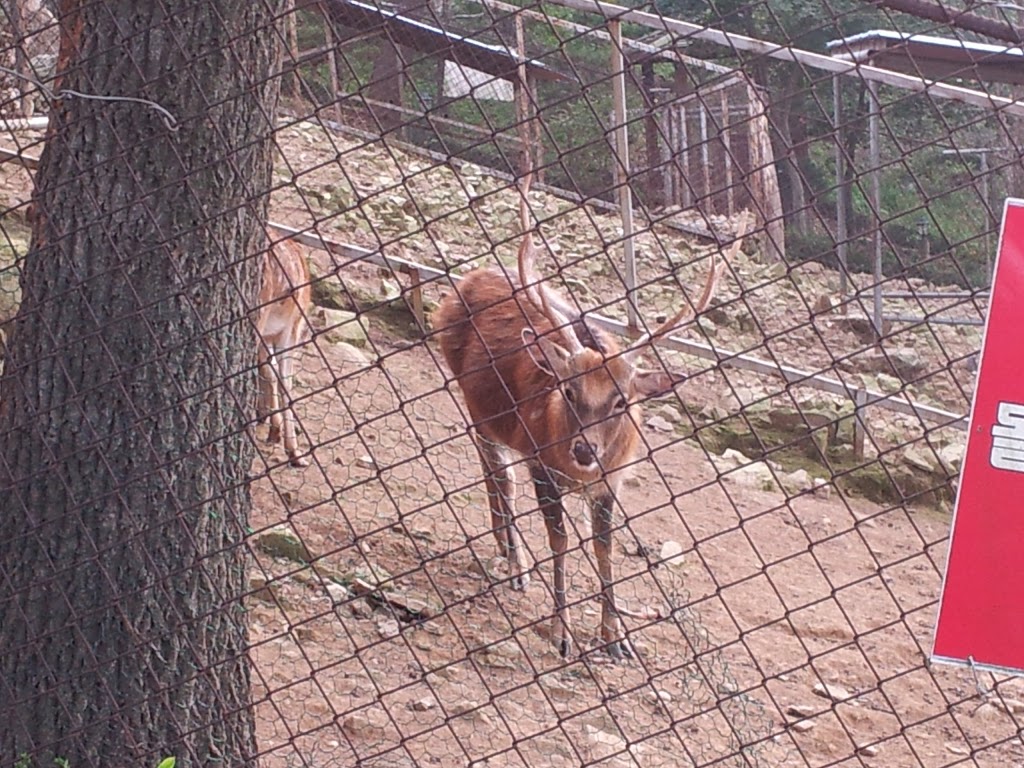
(0, 1, 283, 766)
(771, 88, 809, 235)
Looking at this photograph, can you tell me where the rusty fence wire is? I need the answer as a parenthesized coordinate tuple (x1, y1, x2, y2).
(1, 0, 1023, 766)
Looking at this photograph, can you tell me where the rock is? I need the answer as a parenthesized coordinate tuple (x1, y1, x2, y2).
(449, 699, 484, 717)
(646, 689, 673, 705)
(699, 402, 729, 422)
(811, 294, 836, 315)
(712, 448, 752, 470)
(310, 273, 351, 311)
(731, 386, 771, 410)
(342, 710, 390, 738)
(725, 461, 778, 492)
(479, 639, 524, 668)
(782, 468, 813, 493)
(327, 341, 371, 369)
(888, 347, 927, 381)
(937, 443, 964, 474)
(583, 725, 628, 759)
(655, 403, 683, 424)
(376, 617, 400, 638)
(357, 455, 378, 470)
(349, 598, 374, 619)
(646, 415, 674, 433)
(312, 307, 369, 347)
(903, 446, 940, 475)
(842, 347, 927, 383)
(874, 373, 902, 392)
(341, 563, 394, 591)
(790, 719, 815, 733)
(832, 313, 891, 343)
(410, 697, 437, 712)
(812, 682, 852, 702)
(991, 697, 1024, 715)
(326, 582, 350, 603)
(248, 574, 277, 603)
(658, 540, 685, 567)
(812, 479, 832, 499)
(786, 704, 816, 718)
(254, 525, 313, 563)
(857, 744, 879, 758)
(543, 681, 576, 701)
(768, 406, 837, 433)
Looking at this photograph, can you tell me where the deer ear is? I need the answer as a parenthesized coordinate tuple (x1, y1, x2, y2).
(522, 328, 571, 377)
(632, 367, 685, 399)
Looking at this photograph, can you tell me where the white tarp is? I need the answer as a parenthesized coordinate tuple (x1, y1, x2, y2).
(442, 60, 514, 102)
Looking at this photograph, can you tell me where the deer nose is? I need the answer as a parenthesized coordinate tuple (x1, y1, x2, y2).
(572, 440, 596, 467)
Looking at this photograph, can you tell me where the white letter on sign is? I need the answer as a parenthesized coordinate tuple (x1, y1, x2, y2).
(991, 402, 1024, 472)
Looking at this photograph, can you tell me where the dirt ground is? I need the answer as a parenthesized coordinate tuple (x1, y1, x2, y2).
(244, 260, 1023, 768)
(2, 122, 1018, 768)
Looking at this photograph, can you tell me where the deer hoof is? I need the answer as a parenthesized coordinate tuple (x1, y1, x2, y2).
(558, 636, 573, 658)
(288, 454, 310, 468)
(267, 427, 281, 444)
(604, 638, 634, 662)
(510, 571, 531, 591)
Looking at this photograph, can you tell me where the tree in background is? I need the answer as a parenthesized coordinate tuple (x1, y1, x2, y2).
(0, 1, 284, 764)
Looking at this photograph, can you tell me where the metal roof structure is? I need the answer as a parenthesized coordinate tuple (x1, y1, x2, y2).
(321, 0, 570, 83)
(826, 30, 1024, 86)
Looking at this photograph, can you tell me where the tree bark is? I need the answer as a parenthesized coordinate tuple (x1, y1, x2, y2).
(0, 1, 283, 766)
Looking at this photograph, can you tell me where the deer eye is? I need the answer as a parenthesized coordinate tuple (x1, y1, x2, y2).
(614, 397, 629, 411)
(563, 386, 576, 404)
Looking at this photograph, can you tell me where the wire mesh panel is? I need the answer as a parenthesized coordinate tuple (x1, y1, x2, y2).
(2, 0, 1024, 766)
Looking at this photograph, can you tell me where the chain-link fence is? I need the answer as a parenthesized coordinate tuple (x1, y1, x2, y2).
(1, 0, 1023, 766)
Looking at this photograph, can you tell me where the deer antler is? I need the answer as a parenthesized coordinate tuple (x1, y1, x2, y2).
(626, 212, 752, 353)
(517, 174, 585, 354)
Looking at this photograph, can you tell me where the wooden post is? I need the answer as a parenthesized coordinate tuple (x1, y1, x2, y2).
(408, 267, 426, 333)
(324, 13, 344, 128)
(699, 104, 710, 211)
(868, 78, 884, 341)
(641, 60, 663, 208)
(609, 19, 638, 331)
(834, 73, 849, 301)
(853, 388, 869, 460)
(680, 105, 691, 208)
(720, 87, 734, 215)
(659, 111, 672, 207)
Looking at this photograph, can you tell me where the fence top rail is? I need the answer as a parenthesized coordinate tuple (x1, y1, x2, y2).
(475, 0, 734, 75)
(270, 220, 968, 431)
(315, 0, 571, 82)
(540, 0, 1024, 118)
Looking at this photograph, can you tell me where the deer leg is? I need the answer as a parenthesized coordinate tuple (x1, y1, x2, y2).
(591, 493, 631, 660)
(475, 437, 528, 590)
(531, 466, 573, 658)
(276, 348, 308, 468)
(257, 343, 275, 427)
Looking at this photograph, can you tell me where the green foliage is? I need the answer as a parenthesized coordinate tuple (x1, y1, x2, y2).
(157, 758, 177, 768)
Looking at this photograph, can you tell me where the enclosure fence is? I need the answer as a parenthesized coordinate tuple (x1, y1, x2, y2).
(1, 0, 1023, 766)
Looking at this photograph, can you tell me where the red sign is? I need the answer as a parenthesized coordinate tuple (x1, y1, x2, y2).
(933, 198, 1024, 674)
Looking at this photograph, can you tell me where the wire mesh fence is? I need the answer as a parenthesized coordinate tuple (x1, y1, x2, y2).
(1, 0, 1023, 766)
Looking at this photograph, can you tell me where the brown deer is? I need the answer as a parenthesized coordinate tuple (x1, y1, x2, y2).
(256, 230, 312, 468)
(435, 181, 748, 659)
